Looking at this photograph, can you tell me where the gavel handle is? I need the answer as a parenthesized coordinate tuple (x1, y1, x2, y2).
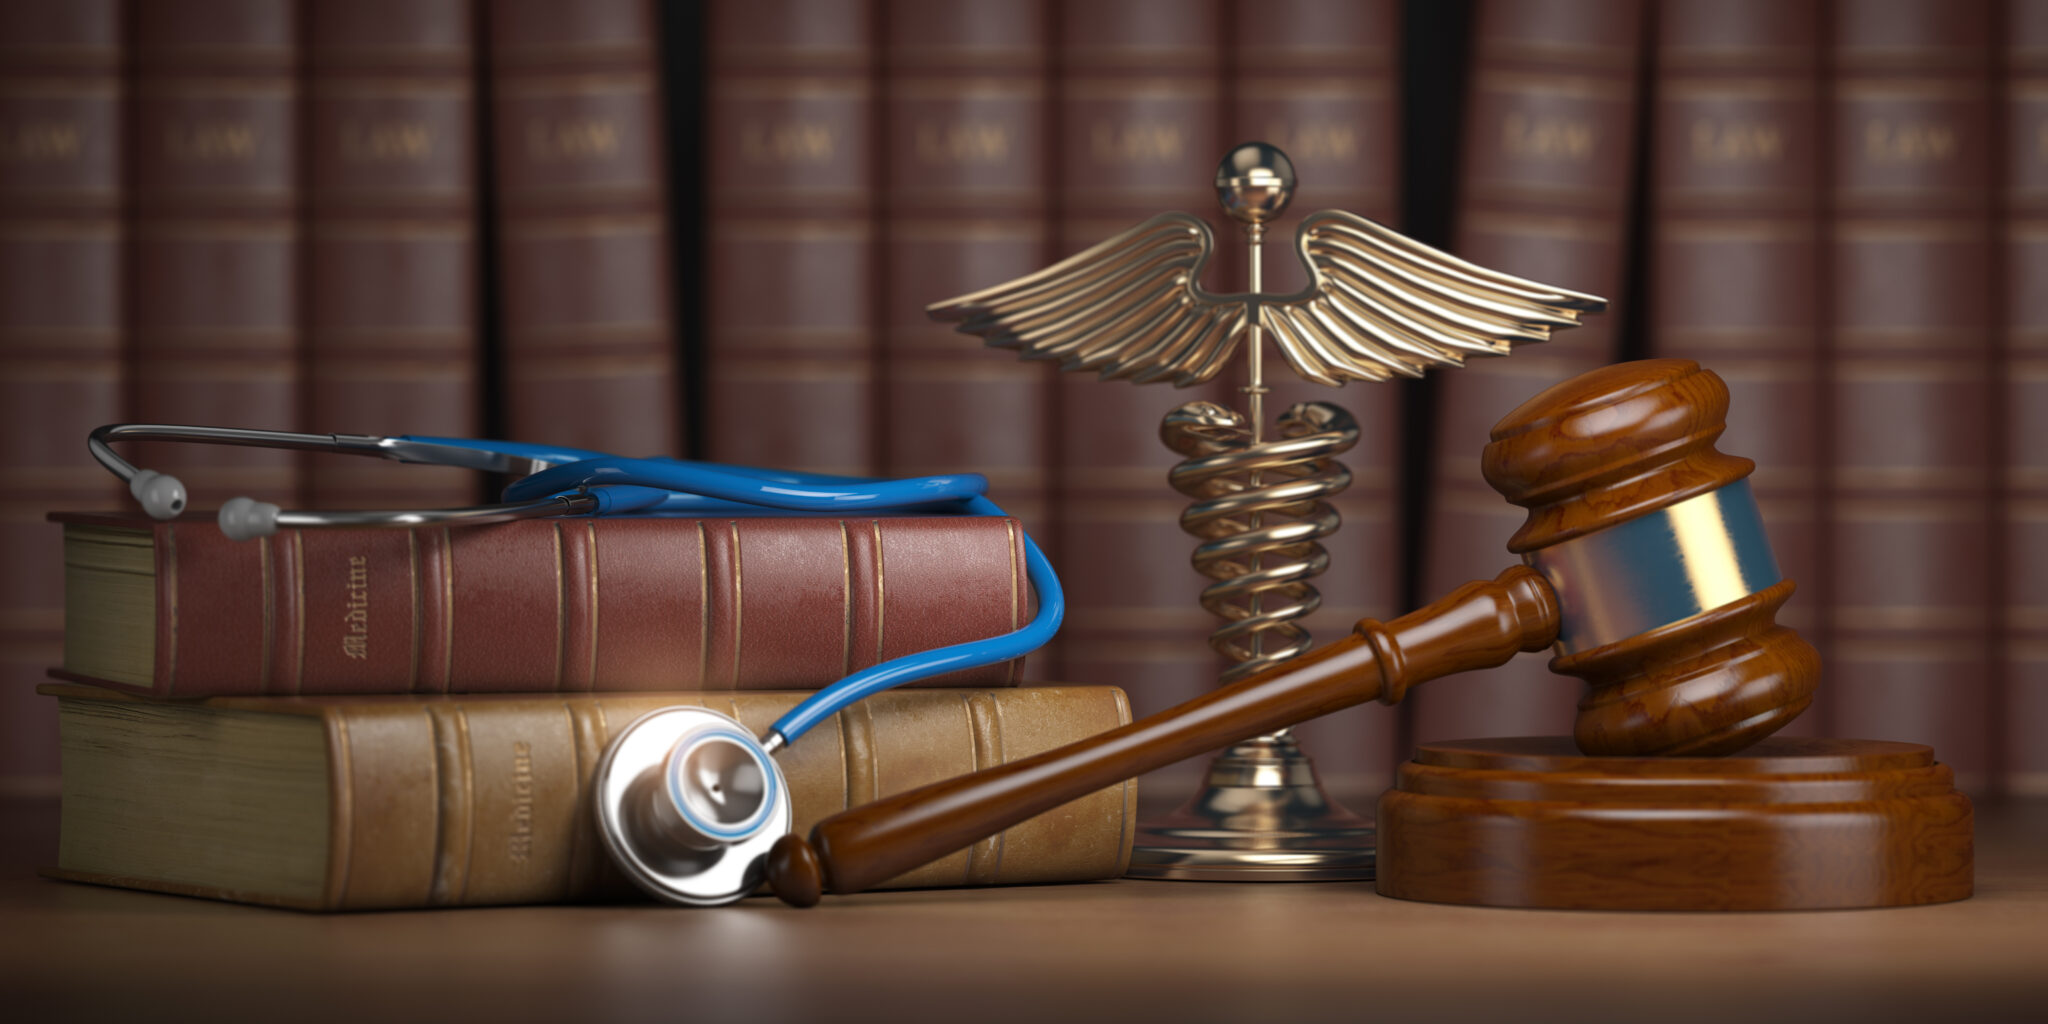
(763, 564, 1560, 906)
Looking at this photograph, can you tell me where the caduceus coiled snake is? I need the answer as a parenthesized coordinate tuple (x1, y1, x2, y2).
(1159, 400, 1359, 683)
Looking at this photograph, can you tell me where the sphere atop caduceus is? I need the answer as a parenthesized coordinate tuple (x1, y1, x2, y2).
(1214, 141, 1296, 227)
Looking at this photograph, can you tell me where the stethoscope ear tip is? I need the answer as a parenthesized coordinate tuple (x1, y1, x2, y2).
(128, 469, 186, 520)
(218, 496, 281, 541)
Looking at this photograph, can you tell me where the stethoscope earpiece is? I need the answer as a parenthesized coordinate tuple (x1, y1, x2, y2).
(127, 469, 186, 520)
(593, 706, 793, 906)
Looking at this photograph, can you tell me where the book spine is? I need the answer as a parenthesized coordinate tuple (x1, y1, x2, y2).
(305, 0, 479, 509)
(880, 0, 1053, 528)
(1409, 0, 1644, 744)
(108, 515, 1028, 696)
(1228, 0, 1404, 790)
(1648, 0, 1824, 736)
(2006, 0, 2048, 796)
(129, 0, 301, 503)
(1827, 0, 1996, 787)
(487, 0, 679, 455)
(1052, 0, 1229, 791)
(0, 1, 126, 793)
(704, 0, 878, 476)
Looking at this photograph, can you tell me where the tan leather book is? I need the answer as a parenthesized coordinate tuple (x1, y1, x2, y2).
(42, 682, 1135, 910)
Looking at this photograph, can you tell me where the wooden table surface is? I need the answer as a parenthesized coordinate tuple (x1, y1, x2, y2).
(3, 794, 2044, 1023)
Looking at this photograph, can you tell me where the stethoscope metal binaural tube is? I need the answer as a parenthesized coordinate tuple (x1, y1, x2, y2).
(89, 422, 1065, 905)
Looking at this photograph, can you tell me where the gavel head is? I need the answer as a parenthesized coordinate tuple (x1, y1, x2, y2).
(1482, 359, 1819, 757)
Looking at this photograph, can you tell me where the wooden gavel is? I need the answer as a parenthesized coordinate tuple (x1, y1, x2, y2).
(763, 359, 1821, 906)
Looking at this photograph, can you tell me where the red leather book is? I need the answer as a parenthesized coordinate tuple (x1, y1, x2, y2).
(0, 0, 126, 794)
(1229, 0, 1404, 790)
(129, 0, 300, 504)
(1827, 0, 1995, 787)
(1409, 0, 1644, 745)
(487, 0, 679, 455)
(1051, 0, 1229, 792)
(305, 0, 480, 510)
(704, 0, 878, 477)
(2006, 0, 2048, 796)
(52, 513, 1030, 697)
(1647, 0, 1823, 736)
(881, 0, 1054, 529)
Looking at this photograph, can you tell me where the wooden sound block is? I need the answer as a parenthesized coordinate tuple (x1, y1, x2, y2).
(1376, 736, 1973, 911)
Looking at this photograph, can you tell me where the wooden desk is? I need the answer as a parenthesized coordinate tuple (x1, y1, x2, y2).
(2, 795, 2043, 1023)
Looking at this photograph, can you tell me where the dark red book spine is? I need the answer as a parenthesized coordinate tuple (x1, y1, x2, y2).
(306, 0, 479, 509)
(881, 0, 1053, 528)
(488, 0, 678, 455)
(1648, 0, 1824, 736)
(704, 0, 878, 476)
(129, 0, 301, 504)
(1410, 0, 1644, 744)
(1827, 0, 1996, 787)
(2006, 0, 2048, 796)
(56, 514, 1030, 697)
(1052, 0, 1228, 791)
(0, 0, 125, 793)
(1230, 0, 1404, 790)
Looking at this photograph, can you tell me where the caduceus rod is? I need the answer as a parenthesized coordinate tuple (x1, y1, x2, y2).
(926, 142, 1606, 683)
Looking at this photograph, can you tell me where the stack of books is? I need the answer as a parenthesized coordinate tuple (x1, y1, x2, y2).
(41, 510, 1137, 910)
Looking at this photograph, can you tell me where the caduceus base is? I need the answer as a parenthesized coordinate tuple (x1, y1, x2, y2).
(1126, 732, 1375, 881)
(1125, 398, 1375, 881)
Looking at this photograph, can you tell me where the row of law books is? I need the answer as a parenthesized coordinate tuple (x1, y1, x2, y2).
(768, 0, 2047, 798)
(0, 0, 692, 792)
(43, 510, 1136, 910)
(10, 0, 2041, 806)
(1421, 0, 2043, 797)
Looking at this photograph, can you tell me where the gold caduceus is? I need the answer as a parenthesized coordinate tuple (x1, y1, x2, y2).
(926, 143, 1606, 881)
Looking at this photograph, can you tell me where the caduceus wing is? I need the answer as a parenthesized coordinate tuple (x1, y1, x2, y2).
(1259, 210, 1609, 386)
(924, 212, 1250, 387)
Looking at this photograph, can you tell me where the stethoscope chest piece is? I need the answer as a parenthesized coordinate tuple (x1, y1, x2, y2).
(594, 706, 792, 906)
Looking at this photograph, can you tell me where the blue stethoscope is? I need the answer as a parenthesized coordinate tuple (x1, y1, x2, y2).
(90, 423, 1063, 904)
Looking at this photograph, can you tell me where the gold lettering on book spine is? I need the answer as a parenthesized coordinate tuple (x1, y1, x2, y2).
(1864, 119, 1957, 163)
(915, 120, 1009, 163)
(1691, 119, 1784, 163)
(1263, 122, 1358, 162)
(342, 553, 369, 661)
(509, 740, 535, 864)
(339, 120, 431, 162)
(1502, 111, 1595, 161)
(526, 117, 620, 161)
(1091, 120, 1184, 163)
(165, 120, 256, 161)
(741, 120, 834, 163)
(0, 121, 82, 162)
